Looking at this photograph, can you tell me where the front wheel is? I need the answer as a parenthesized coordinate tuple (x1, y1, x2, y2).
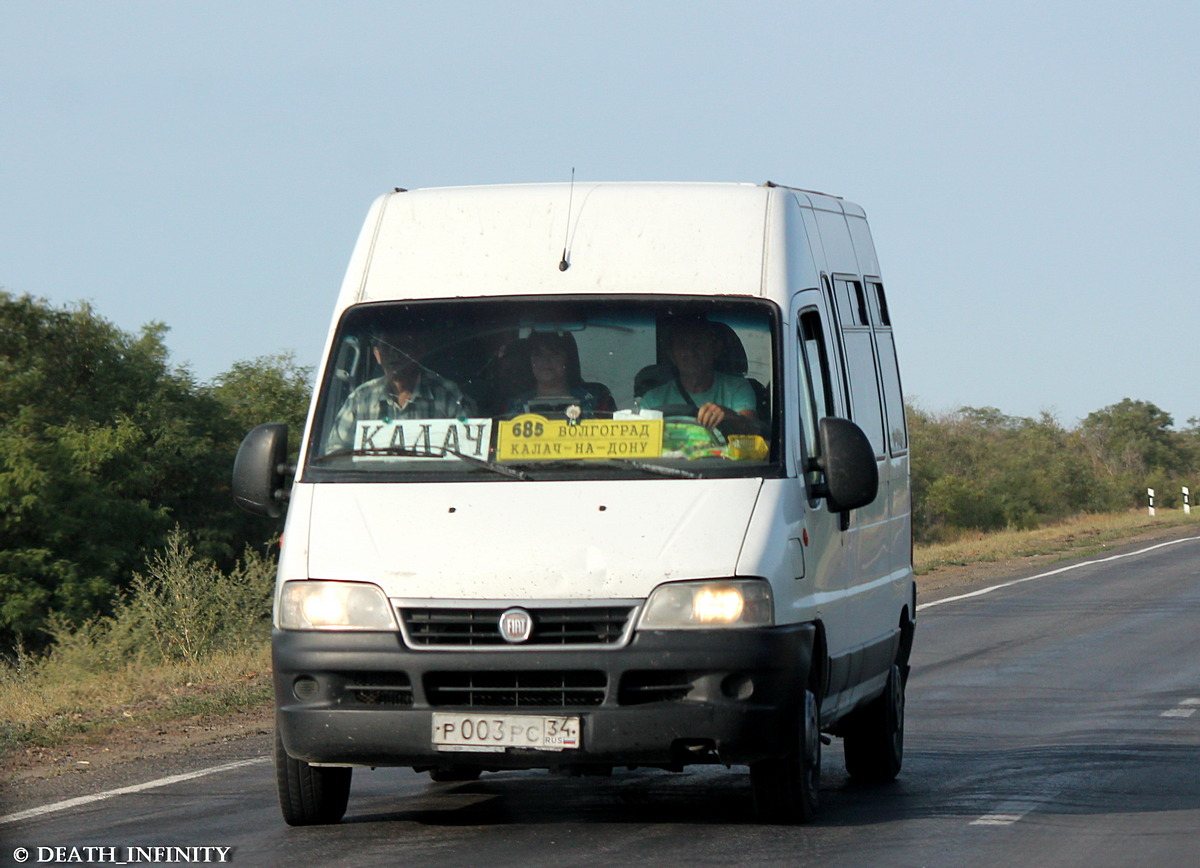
(275, 728, 352, 825)
(750, 688, 820, 824)
(842, 662, 905, 783)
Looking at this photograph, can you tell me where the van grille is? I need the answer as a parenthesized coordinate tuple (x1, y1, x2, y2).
(425, 671, 607, 708)
(400, 606, 634, 648)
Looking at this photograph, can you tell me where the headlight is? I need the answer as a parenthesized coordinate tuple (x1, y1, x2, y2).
(639, 580, 773, 629)
(279, 581, 397, 630)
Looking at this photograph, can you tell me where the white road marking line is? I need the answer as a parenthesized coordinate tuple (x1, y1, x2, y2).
(1161, 698, 1200, 718)
(970, 799, 1038, 827)
(971, 813, 1026, 826)
(917, 535, 1200, 612)
(0, 757, 269, 826)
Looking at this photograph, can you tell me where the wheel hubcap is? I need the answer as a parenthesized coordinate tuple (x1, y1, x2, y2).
(804, 690, 820, 777)
(889, 666, 904, 752)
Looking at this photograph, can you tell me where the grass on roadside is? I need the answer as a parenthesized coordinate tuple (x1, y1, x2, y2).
(0, 529, 275, 761)
(0, 646, 271, 757)
(915, 508, 1199, 576)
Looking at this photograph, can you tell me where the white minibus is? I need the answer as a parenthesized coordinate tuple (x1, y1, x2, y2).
(234, 181, 915, 825)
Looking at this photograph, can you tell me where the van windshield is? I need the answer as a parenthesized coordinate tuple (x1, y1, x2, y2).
(304, 296, 781, 481)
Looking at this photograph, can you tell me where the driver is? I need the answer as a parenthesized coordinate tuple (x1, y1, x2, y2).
(325, 328, 474, 453)
(641, 319, 760, 435)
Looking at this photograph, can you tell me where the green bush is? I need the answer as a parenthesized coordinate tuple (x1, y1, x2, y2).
(126, 528, 275, 665)
(8, 529, 276, 678)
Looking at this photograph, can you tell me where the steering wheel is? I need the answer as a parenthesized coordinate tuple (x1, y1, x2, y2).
(650, 404, 700, 419)
(648, 405, 725, 442)
(646, 407, 726, 456)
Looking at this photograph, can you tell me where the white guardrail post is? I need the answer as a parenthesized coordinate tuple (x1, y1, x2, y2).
(1147, 488, 1155, 516)
(1185, 486, 1191, 515)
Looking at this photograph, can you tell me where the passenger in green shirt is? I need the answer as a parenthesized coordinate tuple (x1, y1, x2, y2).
(642, 319, 761, 435)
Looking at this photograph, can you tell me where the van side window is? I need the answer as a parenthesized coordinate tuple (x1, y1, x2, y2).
(854, 283, 869, 325)
(833, 278, 885, 457)
(833, 278, 869, 327)
(796, 309, 833, 482)
(868, 281, 907, 453)
(868, 280, 891, 327)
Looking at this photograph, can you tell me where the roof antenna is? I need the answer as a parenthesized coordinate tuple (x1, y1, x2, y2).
(559, 167, 575, 271)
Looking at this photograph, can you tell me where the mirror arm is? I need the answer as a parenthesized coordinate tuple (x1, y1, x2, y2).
(273, 462, 295, 507)
(805, 455, 834, 504)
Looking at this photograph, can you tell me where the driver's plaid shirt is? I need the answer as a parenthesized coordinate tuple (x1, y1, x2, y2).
(324, 373, 474, 453)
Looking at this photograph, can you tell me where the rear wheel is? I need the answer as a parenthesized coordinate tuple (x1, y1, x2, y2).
(274, 728, 352, 825)
(750, 687, 820, 824)
(842, 662, 905, 783)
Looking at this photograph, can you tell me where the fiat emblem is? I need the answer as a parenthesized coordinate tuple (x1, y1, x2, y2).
(499, 608, 534, 643)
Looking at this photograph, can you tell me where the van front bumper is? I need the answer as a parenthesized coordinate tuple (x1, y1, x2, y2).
(273, 624, 815, 769)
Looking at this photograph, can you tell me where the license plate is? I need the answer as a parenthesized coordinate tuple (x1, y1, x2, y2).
(431, 713, 581, 752)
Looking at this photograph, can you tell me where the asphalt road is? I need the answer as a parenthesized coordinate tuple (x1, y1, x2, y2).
(3, 535, 1198, 867)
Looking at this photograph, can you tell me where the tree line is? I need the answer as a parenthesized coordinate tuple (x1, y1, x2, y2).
(2, 291, 1196, 651)
(909, 402, 1200, 542)
(1, 292, 309, 651)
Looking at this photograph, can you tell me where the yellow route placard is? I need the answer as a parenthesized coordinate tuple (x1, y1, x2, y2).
(497, 414, 664, 461)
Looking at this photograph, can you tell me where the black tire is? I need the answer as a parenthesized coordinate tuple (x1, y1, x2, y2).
(429, 766, 482, 782)
(842, 662, 904, 784)
(750, 688, 820, 824)
(274, 728, 352, 826)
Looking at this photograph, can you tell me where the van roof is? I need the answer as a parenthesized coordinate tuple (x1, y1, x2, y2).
(393, 180, 859, 213)
(342, 181, 862, 305)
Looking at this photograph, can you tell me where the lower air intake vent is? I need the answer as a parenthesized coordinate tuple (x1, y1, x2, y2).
(341, 672, 413, 706)
(618, 671, 694, 705)
(425, 671, 606, 708)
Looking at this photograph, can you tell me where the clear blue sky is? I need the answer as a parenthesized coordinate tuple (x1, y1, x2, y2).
(3, 1, 1197, 426)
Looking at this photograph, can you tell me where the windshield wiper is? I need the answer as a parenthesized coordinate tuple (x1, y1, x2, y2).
(499, 458, 703, 479)
(314, 449, 700, 480)
(314, 446, 420, 462)
(312, 446, 531, 480)
(442, 447, 532, 480)
(606, 459, 703, 479)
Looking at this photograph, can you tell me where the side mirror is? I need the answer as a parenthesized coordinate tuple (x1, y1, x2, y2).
(814, 417, 878, 512)
(232, 422, 290, 518)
